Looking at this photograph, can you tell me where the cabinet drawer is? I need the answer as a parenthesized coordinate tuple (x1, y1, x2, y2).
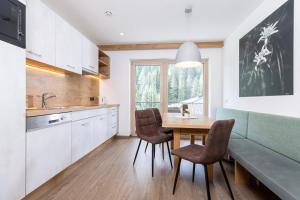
(72, 108, 108, 121)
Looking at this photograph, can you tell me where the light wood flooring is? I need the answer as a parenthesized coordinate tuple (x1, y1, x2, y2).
(25, 138, 280, 200)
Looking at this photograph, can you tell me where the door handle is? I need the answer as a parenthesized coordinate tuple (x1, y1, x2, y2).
(67, 64, 76, 69)
(81, 122, 89, 127)
(27, 50, 42, 58)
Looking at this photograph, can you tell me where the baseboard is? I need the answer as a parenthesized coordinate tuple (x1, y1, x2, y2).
(115, 135, 132, 139)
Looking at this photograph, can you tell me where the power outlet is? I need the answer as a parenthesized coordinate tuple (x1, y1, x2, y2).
(90, 97, 95, 101)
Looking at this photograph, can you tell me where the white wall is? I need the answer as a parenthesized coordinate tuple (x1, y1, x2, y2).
(100, 48, 223, 136)
(223, 0, 300, 117)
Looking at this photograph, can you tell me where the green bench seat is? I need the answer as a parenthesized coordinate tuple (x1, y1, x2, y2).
(217, 108, 300, 200)
(229, 139, 300, 200)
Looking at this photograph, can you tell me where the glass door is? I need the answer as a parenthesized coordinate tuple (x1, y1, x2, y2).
(167, 62, 206, 116)
(131, 59, 208, 135)
(135, 65, 161, 110)
(131, 61, 163, 135)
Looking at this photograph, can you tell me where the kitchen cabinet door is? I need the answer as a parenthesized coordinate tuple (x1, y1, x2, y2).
(26, 0, 55, 66)
(26, 123, 72, 194)
(71, 118, 93, 163)
(55, 15, 82, 74)
(92, 114, 108, 149)
(82, 37, 98, 74)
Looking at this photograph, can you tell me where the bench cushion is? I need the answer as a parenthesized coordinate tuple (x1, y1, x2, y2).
(247, 112, 300, 163)
(229, 139, 300, 200)
(231, 132, 244, 139)
(216, 108, 249, 138)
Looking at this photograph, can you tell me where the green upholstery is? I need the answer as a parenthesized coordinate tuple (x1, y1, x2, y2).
(216, 108, 249, 138)
(229, 139, 300, 200)
(247, 112, 300, 163)
(230, 132, 245, 139)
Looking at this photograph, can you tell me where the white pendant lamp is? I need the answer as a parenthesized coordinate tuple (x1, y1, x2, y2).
(176, 41, 202, 68)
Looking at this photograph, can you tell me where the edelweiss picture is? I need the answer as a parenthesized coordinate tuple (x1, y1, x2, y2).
(239, 0, 294, 97)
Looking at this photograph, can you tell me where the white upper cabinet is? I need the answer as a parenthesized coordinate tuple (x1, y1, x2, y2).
(55, 15, 82, 74)
(82, 37, 99, 74)
(26, 0, 55, 66)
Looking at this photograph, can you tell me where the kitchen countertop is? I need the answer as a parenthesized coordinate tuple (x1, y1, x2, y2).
(26, 104, 120, 117)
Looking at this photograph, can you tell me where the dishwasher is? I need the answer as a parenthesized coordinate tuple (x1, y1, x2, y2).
(26, 113, 72, 194)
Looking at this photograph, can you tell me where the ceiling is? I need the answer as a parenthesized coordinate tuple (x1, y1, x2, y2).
(44, 0, 264, 45)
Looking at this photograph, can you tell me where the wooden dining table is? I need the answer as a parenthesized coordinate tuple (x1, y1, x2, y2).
(162, 114, 215, 183)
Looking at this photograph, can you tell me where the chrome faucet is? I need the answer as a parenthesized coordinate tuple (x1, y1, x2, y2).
(42, 93, 56, 109)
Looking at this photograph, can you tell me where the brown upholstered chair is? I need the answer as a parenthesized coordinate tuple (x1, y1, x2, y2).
(172, 119, 235, 200)
(133, 109, 173, 177)
(144, 108, 173, 157)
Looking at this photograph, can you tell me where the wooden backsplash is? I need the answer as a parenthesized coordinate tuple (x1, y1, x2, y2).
(26, 67, 99, 108)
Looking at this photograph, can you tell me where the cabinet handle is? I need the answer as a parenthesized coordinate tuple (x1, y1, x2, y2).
(66, 64, 76, 69)
(27, 50, 42, 58)
(89, 65, 95, 69)
(81, 122, 89, 127)
(99, 118, 104, 120)
(48, 119, 60, 124)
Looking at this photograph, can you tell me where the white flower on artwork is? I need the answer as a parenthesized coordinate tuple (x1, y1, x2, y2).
(253, 21, 279, 68)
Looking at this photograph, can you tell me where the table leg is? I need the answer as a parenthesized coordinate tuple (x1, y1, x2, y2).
(173, 129, 181, 175)
(201, 135, 206, 145)
(190, 135, 195, 144)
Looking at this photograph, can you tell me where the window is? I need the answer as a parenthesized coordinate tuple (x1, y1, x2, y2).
(168, 63, 204, 116)
(131, 59, 208, 135)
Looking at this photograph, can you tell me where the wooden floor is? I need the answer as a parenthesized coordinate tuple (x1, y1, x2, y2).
(26, 138, 280, 200)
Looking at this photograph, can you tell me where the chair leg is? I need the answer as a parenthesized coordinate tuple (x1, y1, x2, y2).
(133, 139, 142, 166)
(219, 161, 234, 200)
(152, 144, 154, 177)
(162, 142, 165, 160)
(204, 165, 211, 200)
(144, 142, 149, 153)
(166, 141, 173, 169)
(172, 158, 182, 194)
(192, 163, 196, 182)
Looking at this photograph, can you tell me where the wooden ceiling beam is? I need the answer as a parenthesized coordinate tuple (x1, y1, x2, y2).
(98, 41, 224, 51)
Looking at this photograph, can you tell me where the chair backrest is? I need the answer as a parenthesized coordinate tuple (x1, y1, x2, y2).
(216, 108, 249, 138)
(202, 119, 235, 163)
(135, 109, 158, 138)
(147, 108, 162, 127)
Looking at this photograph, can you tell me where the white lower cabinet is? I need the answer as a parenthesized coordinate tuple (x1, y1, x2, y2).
(92, 114, 108, 149)
(26, 123, 72, 194)
(71, 118, 94, 163)
(25, 107, 119, 195)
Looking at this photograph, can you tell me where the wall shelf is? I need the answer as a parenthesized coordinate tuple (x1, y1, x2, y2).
(98, 50, 110, 79)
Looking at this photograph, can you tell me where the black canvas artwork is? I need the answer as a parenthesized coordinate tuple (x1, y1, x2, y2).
(239, 0, 294, 97)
